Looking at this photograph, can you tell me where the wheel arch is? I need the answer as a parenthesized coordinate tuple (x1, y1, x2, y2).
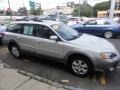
(8, 40, 20, 51)
(65, 52, 94, 69)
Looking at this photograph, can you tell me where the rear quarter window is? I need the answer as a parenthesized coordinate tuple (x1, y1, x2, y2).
(7, 24, 23, 34)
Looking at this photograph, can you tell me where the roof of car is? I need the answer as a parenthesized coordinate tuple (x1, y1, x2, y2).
(10, 20, 60, 27)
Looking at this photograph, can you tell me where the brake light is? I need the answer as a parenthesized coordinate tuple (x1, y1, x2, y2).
(0, 33, 5, 37)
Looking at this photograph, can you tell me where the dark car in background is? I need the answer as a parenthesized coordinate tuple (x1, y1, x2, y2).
(15, 16, 42, 22)
(0, 25, 6, 44)
(44, 14, 69, 24)
(71, 18, 120, 39)
(15, 15, 68, 24)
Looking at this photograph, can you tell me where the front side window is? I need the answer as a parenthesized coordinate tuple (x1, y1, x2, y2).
(23, 24, 37, 36)
(86, 20, 97, 25)
(7, 24, 23, 34)
(37, 25, 55, 39)
(51, 23, 81, 41)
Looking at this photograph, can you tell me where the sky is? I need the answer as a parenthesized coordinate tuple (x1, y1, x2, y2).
(0, 0, 108, 11)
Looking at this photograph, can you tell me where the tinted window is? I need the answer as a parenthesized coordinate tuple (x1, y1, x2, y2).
(23, 24, 37, 36)
(86, 20, 97, 25)
(7, 24, 23, 34)
(51, 23, 80, 41)
(96, 20, 111, 25)
(37, 25, 55, 39)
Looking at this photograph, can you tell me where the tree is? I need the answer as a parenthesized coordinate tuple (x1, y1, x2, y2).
(0, 10, 4, 15)
(17, 7, 28, 16)
(93, 0, 111, 16)
(72, 4, 93, 17)
(6, 8, 12, 15)
(30, 8, 43, 15)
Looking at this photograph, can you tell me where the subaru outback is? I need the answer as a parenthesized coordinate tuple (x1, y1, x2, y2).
(3, 21, 120, 77)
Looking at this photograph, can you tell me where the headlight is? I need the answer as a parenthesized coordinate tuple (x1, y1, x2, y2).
(100, 52, 117, 59)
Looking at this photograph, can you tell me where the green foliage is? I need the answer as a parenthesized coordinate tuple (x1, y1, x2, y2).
(6, 9, 12, 16)
(17, 7, 28, 16)
(72, 4, 93, 17)
(93, 0, 111, 16)
(30, 8, 43, 15)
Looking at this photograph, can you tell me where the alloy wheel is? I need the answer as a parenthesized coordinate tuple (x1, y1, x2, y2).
(72, 60, 88, 75)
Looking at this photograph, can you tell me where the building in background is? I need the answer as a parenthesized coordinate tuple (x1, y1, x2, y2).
(66, 2, 75, 8)
(44, 2, 74, 15)
(97, 10, 120, 17)
(83, 0, 88, 4)
(97, 0, 120, 17)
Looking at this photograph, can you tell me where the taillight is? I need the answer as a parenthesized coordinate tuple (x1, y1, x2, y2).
(0, 33, 5, 37)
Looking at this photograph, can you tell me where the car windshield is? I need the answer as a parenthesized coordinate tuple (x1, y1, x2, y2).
(51, 23, 82, 41)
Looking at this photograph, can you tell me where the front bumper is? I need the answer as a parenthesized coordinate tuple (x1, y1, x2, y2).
(95, 57, 120, 71)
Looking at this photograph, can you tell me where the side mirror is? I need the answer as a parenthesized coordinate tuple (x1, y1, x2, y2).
(50, 36, 58, 41)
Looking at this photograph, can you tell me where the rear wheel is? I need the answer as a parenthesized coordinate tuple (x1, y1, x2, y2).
(68, 56, 93, 77)
(9, 44, 22, 58)
(104, 31, 113, 39)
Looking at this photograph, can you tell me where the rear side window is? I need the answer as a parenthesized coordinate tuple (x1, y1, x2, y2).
(69, 18, 78, 21)
(23, 24, 37, 36)
(7, 24, 23, 34)
(97, 20, 111, 25)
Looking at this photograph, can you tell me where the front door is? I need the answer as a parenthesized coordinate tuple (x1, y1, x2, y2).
(83, 20, 98, 35)
(35, 24, 64, 59)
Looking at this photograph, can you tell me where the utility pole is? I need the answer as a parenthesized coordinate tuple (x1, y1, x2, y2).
(109, 0, 116, 19)
(8, 0, 12, 21)
(21, 0, 25, 7)
(79, 0, 81, 17)
(116, 0, 119, 16)
(57, 6, 60, 22)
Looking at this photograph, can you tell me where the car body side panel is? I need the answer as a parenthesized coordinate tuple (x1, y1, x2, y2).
(73, 24, 120, 36)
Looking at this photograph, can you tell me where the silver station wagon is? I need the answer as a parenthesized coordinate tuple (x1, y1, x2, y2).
(3, 21, 120, 77)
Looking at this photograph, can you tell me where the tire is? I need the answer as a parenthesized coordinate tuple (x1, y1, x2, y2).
(104, 31, 113, 39)
(9, 44, 22, 58)
(68, 56, 93, 77)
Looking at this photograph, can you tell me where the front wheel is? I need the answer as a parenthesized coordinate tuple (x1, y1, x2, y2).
(104, 31, 113, 39)
(68, 56, 93, 77)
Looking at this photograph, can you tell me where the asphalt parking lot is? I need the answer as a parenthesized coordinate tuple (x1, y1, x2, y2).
(0, 37, 120, 90)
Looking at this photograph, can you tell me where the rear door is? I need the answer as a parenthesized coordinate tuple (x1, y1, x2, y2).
(84, 20, 110, 35)
(18, 24, 39, 53)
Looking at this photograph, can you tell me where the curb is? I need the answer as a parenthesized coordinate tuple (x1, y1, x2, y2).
(0, 60, 82, 90)
(17, 69, 81, 90)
